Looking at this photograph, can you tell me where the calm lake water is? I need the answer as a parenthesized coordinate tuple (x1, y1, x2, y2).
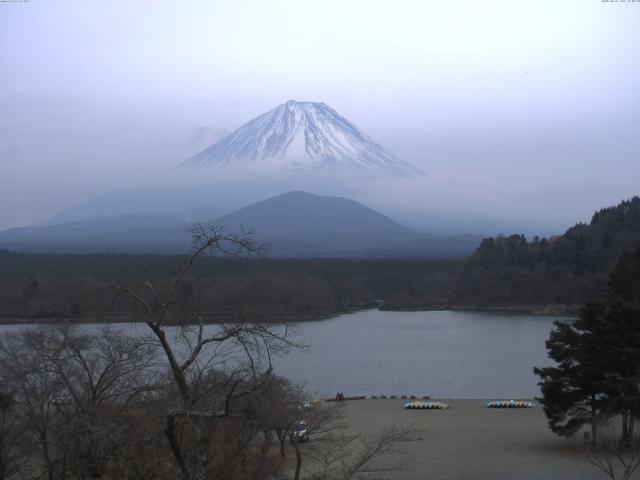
(0, 310, 567, 399)
(273, 309, 564, 399)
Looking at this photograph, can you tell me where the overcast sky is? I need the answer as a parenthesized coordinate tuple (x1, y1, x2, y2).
(1, 0, 639, 232)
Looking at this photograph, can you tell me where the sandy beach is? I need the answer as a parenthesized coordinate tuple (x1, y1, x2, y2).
(336, 399, 605, 480)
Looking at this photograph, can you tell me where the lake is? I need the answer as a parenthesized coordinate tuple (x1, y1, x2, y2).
(0, 310, 567, 399)
(272, 309, 565, 399)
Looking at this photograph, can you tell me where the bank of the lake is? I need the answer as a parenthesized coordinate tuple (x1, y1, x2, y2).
(0, 303, 578, 325)
(380, 303, 580, 316)
(336, 399, 599, 480)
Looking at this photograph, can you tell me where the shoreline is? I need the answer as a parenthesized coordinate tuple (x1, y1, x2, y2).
(0, 307, 364, 326)
(380, 304, 580, 316)
(0, 304, 579, 326)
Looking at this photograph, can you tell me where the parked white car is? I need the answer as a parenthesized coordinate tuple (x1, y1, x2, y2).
(289, 420, 310, 443)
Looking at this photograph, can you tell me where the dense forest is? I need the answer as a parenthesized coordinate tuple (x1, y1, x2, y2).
(452, 196, 640, 311)
(0, 252, 459, 322)
(1, 196, 639, 322)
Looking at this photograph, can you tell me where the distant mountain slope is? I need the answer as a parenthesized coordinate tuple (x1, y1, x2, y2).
(0, 192, 480, 257)
(217, 191, 419, 238)
(0, 215, 190, 253)
(215, 191, 477, 257)
(181, 100, 420, 178)
(45, 188, 222, 225)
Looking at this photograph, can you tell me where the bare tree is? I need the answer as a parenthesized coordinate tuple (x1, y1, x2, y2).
(255, 376, 305, 458)
(0, 328, 69, 480)
(285, 399, 414, 480)
(301, 425, 413, 480)
(42, 324, 158, 479)
(0, 391, 24, 480)
(587, 422, 640, 480)
(0, 323, 160, 480)
(0, 224, 409, 480)
(114, 224, 302, 480)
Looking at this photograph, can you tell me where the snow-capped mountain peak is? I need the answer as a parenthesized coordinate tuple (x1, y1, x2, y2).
(180, 100, 421, 178)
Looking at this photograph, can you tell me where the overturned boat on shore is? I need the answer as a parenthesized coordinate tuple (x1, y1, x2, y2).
(404, 401, 449, 410)
(486, 400, 534, 408)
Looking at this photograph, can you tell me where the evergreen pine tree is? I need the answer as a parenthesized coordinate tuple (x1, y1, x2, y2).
(535, 246, 640, 445)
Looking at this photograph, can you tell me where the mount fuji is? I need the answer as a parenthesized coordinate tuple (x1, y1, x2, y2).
(181, 100, 421, 178)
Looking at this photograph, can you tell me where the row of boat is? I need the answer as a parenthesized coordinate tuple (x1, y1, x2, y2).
(404, 400, 535, 410)
(404, 401, 449, 409)
(486, 400, 534, 408)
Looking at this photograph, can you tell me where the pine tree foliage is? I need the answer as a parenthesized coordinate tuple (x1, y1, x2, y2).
(457, 197, 640, 307)
(535, 246, 640, 444)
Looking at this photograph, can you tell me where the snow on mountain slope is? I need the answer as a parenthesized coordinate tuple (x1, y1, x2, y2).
(181, 100, 421, 178)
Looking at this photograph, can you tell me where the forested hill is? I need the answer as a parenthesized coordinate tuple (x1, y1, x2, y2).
(469, 196, 640, 272)
(454, 196, 640, 310)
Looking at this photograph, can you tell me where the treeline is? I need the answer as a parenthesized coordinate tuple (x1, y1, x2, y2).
(0, 252, 460, 322)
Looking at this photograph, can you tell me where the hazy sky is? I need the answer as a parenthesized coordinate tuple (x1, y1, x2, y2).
(1, 0, 639, 232)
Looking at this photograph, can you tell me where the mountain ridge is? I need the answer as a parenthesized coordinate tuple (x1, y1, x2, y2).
(0, 191, 479, 257)
(216, 190, 424, 238)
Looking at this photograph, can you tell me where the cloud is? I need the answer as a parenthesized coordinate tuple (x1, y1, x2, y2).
(184, 126, 228, 145)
